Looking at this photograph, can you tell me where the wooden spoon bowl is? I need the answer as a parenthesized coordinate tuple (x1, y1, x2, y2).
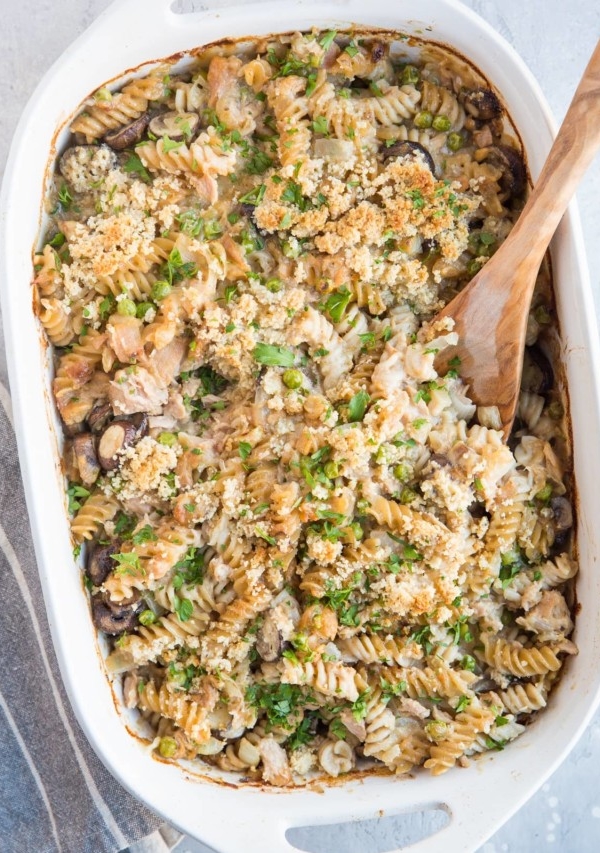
(435, 39, 600, 437)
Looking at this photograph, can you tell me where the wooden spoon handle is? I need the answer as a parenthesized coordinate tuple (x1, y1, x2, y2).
(505, 39, 600, 274)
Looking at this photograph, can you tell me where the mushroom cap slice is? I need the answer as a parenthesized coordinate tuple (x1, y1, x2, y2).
(103, 112, 151, 150)
(551, 496, 573, 533)
(86, 541, 120, 586)
(130, 411, 149, 438)
(97, 420, 138, 470)
(484, 144, 527, 197)
(256, 615, 283, 662)
(381, 140, 435, 174)
(148, 111, 201, 141)
(463, 87, 503, 121)
(87, 402, 113, 434)
(91, 592, 142, 635)
(73, 432, 101, 486)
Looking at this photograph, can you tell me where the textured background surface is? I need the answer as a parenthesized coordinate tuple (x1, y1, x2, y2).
(1, 1, 599, 851)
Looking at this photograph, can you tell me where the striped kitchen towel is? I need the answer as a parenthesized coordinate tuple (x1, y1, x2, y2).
(0, 382, 180, 853)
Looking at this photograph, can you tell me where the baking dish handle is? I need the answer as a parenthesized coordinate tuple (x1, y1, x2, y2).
(85, 0, 179, 31)
(212, 793, 505, 853)
(92, 0, 274, 32)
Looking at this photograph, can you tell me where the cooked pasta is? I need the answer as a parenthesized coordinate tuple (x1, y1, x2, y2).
(36, 28, 576, 788)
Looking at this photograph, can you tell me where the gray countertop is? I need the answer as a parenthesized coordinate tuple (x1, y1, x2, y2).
(2, 2, 599, 851)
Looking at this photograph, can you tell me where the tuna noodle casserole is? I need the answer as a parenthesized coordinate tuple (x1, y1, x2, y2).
(34, 29, 577, 785)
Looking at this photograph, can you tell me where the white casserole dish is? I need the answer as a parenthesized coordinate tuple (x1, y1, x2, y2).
(2, 1, 600, 850)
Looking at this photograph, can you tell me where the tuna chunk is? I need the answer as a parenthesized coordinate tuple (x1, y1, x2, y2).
(516, 591, 573, 642)
(258, 737, 292, 786)
(107, 315, 143, 363)
(148, 337, 187, 387)
(109, 366, 168, 415)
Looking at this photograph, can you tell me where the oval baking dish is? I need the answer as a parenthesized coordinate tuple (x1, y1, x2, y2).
(2, 1, 600, 851)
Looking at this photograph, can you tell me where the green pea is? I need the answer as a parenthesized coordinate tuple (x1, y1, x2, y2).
(447, 131, 463, 151)
(467, 259, 482, 275)
(414, 110, 433, 129)
(151, 280, 172, 301)
(355, 498, 370, 515)
(158, 432, 177, 447)
(432, 114, 452, 132)
(350, 521, 364, 541)
(138, 609, 157, 626)
(535, 483, 553, 503)
(324, 461, 340, 479)
(158, 737, 178, 758)
(425, 719, 448, 742)
(136, 301, 155, 320)
(399, 487, 418, 504)
(393, 464, 409, 481)
(266, 277, 283, 293)
(117, 298, 137, 317)
(401, 64, 420, 85)
(282, 368, 303, 390)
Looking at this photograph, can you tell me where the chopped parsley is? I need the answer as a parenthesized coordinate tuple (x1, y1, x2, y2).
(238, 441, 252, 461)
(111, 552, 143, 576)
(455, 694, 471, 714)
(174, 596, 193, 622)
(66, 483, 90, 515)
(172, 546, 206, 587)
(123, 153, 151, 183)
(410, 625, 434, 655)
(319, 287, 352, 323)
(348, 390, 370, 422)
(159, 247, 198, 286)
(246, 683, 308, 729)
(252, 343, 295, 367)
(239, 183, 266, 205)
(131, 525, 158, 545)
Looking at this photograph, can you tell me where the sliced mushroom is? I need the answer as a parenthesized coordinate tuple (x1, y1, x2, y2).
(421, 237, 437, 255)
(88, 402, 113, 434)
(148, 111, 201, 141)
(73, 432, 101, 486)
(130, 411, 149, 438)
(521, 346, 553, 395)
(62, 421, 86, 438)
(256, 615, 283, 662)
(429, 453, 451, 468)
(97, 420, 138, 470)
(103, 112, 151, 150)
(463, 87, 503, 121)
(381, 140, 435, 174)
(483, 144, 527, 197)
(370, 41, 387, 63)
(551, 496, 573, 533)
(86, 541, 120, 586)
(91, 591, 141, 635)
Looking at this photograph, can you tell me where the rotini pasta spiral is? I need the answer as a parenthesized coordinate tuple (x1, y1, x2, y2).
(71, 69, 168, 141)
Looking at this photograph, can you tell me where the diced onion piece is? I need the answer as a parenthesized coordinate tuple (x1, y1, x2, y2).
(477, 405, 502, 430)
(313, 138, 354, 162)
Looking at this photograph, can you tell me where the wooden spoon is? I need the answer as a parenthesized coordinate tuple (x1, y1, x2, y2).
(435, 39, 600, 437)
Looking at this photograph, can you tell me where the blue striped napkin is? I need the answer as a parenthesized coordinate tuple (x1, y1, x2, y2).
(0, 381, 180, 853)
